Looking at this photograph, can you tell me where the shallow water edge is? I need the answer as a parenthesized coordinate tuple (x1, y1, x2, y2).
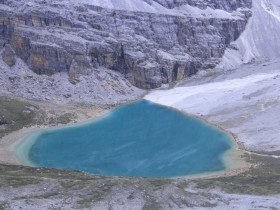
(15, 99, 250, 179)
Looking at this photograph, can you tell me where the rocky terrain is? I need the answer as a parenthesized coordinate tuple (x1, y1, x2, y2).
(0, 57, 144, 105)
(0, 154, 279, 210)
(0, 0, 252, 104)
(0, 0, 280, 209)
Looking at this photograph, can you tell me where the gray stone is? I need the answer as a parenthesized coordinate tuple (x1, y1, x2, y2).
(2, 44, 16, 67)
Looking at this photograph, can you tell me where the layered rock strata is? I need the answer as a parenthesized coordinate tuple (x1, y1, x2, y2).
(0, 0, 252, 89)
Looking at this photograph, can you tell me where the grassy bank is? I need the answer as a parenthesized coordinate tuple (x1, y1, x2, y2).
(0, 97, 37, 138)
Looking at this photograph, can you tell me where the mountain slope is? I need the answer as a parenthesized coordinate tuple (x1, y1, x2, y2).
(219, 0, 280, 69)
(0, 0, 251, 102)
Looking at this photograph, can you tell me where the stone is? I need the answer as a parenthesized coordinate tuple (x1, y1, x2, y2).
(2, 44, 16, 67)
(28, 42, 73, 75)
(63, 94, 72, 98)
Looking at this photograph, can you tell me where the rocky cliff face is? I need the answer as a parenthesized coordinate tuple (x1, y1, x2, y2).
(219, 0, 280, 70)
(153, 0, 252, 11)
(0, 0, 252, 92)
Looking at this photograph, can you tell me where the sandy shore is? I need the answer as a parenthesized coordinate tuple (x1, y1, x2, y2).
(0, 127, 38, 165)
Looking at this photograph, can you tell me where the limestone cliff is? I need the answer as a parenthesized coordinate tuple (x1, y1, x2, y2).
(0, 0, 251, 91)
(219, 0, 280, 69)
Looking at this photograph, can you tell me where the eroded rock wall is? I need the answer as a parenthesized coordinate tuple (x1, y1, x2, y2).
(153, 0, 252, 11)
(0, 0, 252, 89)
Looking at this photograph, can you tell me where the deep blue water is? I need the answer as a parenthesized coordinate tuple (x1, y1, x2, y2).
(19, 100, 233, 178)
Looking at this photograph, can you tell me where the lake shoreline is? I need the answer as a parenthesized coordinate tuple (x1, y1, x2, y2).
(5, 99, 251, 180)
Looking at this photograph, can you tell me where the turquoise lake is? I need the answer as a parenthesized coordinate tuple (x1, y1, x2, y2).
(17, 100, 233, 178)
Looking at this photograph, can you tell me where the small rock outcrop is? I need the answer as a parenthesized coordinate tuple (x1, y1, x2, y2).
(0, 0, 252, 89)
(1, 44, 16, 67)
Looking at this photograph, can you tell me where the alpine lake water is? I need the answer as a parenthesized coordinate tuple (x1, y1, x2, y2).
(16, 100, 234, 178)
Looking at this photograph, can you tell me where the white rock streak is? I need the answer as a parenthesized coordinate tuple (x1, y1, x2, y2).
(145, 73, 277, 109)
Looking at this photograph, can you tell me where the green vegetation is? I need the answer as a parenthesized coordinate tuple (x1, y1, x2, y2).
(48, 113, 74, 125)
(0, 96, 37, 138)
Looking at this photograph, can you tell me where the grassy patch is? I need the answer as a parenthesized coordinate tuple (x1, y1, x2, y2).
(142, 201, 162, 210)
(0, 96, 37, 138)
(48, 113, 74, 125)
(0, 176, 41, 188)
